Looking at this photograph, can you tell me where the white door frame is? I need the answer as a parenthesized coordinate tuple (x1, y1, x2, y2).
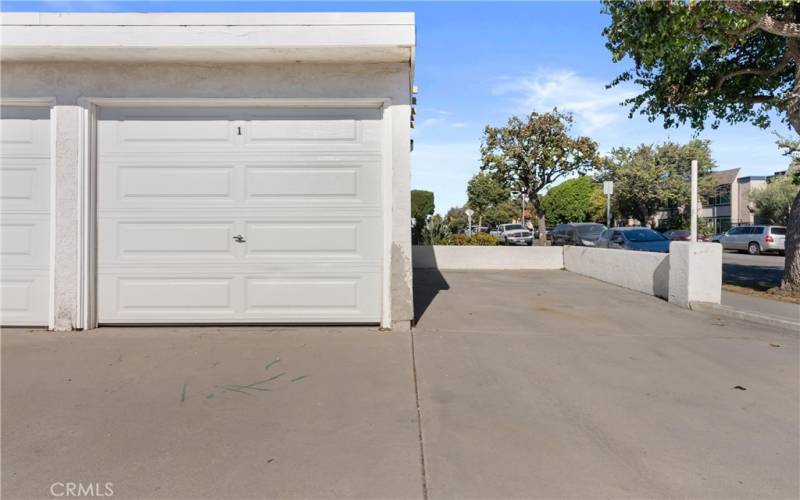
(0, 97, 57, 329)
(76, 97, 393, 329)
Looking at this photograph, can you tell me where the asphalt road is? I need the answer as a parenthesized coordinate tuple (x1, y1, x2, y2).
(722, 250, 785, 290)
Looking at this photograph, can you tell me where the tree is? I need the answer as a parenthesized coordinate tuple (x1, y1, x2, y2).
(411, 189, 435, 244)
(602, 0, 800, 291)
(588, 187, 610, 223)
(466, 173, 510, 227)
(480, 109, 601, 241)
(483, 199, 522, 226)
(445, 206, 468, 233)
(751, 175, 800, 225)
(603, 140, 716, 227)
(541, 176, 605, 226)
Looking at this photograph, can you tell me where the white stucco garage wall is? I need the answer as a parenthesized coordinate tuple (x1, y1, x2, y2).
(2, 58, 414, 330)
(564, 246, 670, 299)
(412, 246, 564, 270)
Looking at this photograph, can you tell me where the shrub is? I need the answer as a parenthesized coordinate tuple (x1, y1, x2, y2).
(421, 216, 452, 245)
(445, 232, 498, 246)
(449, 234, 470, 246)
(470, 232, 498, 246)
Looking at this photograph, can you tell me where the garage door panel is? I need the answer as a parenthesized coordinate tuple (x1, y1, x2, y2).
(0, 106, 50, 156)
(99, 108, 238, 152)
(243, 161, 380, 205)
(242, 273, 380, 320)
(99, 273, 379, 322)
(100, 220, 238, 260)
(1, 160, 50, 211)
(116, 165, 236, 201)
(244, 108, 381, 149)
(0, 274, 49, 325)
(0, 217, 49, 267)
(243, 218, 380, 259)
(100, 276, 235, 318)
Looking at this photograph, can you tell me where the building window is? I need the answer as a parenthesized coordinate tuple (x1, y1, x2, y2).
(706, 185, 731, 206)
(703, 216, 731, 234)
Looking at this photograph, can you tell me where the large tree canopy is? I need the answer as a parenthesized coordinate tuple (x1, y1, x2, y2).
(541, 176, 606, 226)
(603, 140, 716, 227)
(603, 0, 799, 133)
(603, 0, 800, 292)
(481, 109, 601, 240)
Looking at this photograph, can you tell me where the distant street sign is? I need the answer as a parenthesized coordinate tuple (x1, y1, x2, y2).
(603, 181, 614, 195)
(465, 208, 474, 217)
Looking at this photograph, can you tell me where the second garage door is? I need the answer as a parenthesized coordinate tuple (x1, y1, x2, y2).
(97, 106, 383, 324)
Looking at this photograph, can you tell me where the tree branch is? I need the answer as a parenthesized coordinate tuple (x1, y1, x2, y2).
(727, 1, 800, 38)
(712, 49, 792, 92)
(743, 95, 777, 104)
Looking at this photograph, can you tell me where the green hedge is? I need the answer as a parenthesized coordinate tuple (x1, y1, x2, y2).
(448, 233, 498, 246)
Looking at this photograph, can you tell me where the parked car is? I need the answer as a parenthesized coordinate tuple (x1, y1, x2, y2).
(550, 223, 606, 247)
(596, 227, 671, 253)
(459, 226, 489, 235)
(661, 229, 708, 242)
(714, 225, 786, 255)
(490, 223, 533, 246)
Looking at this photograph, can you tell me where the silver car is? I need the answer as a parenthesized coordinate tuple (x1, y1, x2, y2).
(716, 225, 786, 255)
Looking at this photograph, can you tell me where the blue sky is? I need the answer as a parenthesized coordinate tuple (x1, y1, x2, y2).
(4, 1, 793, 213)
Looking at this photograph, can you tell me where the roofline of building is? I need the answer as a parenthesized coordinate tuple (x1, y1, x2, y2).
(0, 12, 416, 65)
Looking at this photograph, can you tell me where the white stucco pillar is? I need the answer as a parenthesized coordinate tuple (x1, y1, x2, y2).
(52, 105, 81, 331)
(668, 242, 722, 308)
(390, 102, 413, 330)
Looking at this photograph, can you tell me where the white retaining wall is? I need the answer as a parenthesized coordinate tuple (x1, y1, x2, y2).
(414, 243, 722, 308)
(412, 246, 564, 270)
(563, 246, 670, 298)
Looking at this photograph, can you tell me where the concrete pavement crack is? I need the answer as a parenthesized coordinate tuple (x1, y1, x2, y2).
(410, 328, 429, 500)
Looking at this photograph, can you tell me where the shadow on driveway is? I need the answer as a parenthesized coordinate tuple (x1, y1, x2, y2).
(723, 262, 783, 290)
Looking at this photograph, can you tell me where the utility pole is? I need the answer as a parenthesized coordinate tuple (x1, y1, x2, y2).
(690, 160, 698, 242)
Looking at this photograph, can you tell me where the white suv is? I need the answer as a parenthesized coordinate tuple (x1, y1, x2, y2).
(715, 225, 785, 255)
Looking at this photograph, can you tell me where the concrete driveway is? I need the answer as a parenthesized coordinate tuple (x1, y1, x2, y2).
(3, 270, 798, 499)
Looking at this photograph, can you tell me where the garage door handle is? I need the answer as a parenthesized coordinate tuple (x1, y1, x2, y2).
(233, 235, 246, 243)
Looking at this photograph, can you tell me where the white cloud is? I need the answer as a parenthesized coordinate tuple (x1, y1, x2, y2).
(413, 108, 469, 138)
(492, 68, 638, 133)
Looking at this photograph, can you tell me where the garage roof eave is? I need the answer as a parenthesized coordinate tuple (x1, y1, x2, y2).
(0, 12, 416, 64)
(0, 46, 414, 64)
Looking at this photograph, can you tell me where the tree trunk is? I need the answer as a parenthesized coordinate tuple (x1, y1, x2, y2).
(530, 194, 547, 242)
(780, 189, 800, 292)
(779, 45, 800, 293)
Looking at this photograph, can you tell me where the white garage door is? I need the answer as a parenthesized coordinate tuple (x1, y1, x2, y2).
(97, 106, 384, 324)
(0, 106, 51, 326)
